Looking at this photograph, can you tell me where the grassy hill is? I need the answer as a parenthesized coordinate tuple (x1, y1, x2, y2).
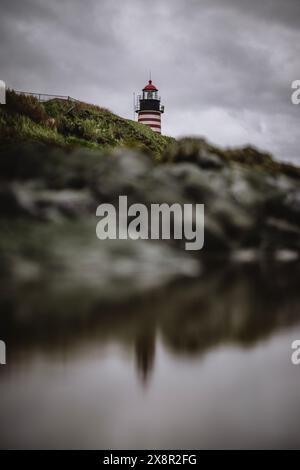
(0, 90, 174, 158)
(1, 90, 299, 179)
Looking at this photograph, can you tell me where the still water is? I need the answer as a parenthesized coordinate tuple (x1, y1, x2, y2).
(0, 262, 300, 449)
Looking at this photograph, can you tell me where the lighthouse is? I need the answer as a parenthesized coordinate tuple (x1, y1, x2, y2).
(135, 79, 164, 134)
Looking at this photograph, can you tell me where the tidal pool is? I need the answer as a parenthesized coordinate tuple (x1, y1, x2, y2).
(0, 262, 300, 449)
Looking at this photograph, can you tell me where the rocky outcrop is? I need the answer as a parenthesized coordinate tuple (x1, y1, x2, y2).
(1, 140, 299, 256)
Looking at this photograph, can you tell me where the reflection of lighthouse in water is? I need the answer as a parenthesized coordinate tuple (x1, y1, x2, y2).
(134, 329, 156, 385)
(135, 79, 164, 134)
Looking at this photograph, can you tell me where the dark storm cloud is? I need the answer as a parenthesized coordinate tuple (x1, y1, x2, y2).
(0, 0, 123, 93)
(0, 0, 299, 162)
(221, 0, 300, 30)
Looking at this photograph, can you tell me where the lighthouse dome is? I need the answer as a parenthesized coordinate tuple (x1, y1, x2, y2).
(143, 80, 158, 91)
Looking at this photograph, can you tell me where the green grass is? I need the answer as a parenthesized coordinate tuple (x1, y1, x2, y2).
(1, 91, 299, 178)
(0, 90, 174, 158)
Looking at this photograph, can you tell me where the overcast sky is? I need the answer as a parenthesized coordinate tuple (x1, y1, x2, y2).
(1, 0, 299, 163)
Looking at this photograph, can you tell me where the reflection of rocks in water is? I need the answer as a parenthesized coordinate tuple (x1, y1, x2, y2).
(135, 330, 156, 385)
(159, 262, 300, 356)
(1, 260, 300, 385)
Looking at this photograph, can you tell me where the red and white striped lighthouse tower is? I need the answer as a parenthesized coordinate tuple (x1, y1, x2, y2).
(135, 79, 164, 134)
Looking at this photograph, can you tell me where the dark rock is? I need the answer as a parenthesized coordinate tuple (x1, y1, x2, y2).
(163, 137, 225, 169)
(0, 142, 300, 274)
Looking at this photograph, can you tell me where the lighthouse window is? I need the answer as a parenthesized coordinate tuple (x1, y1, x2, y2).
(147, 92, 153, 99)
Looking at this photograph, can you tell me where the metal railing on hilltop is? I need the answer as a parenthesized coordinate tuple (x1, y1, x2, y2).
(14, 91, 80, 103)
